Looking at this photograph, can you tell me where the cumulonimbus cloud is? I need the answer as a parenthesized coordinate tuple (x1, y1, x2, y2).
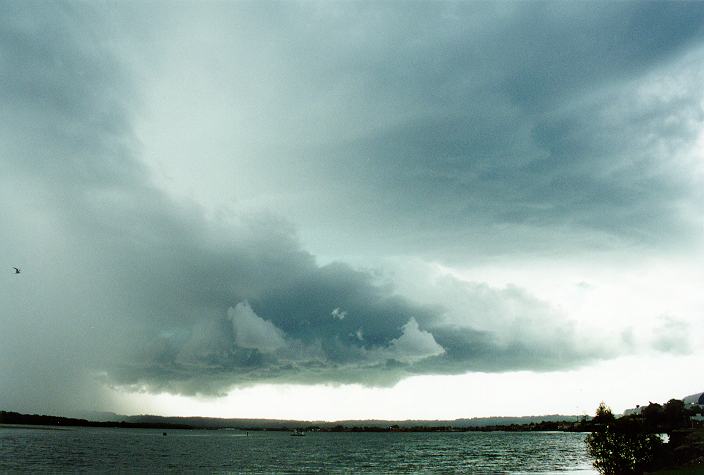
(1, 2, 702, 413)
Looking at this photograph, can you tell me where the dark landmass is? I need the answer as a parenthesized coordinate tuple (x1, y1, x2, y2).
(0, 411, 192, 430)
(1, 409, 590, 432)
(106, 413, 590, 431)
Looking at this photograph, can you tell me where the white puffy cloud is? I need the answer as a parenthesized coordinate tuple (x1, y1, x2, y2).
(228, 302, 286, 353)
(385, 318, 445, 364)
(331, 307, 347, 320)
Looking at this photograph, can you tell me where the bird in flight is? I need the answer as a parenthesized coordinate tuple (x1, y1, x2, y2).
(13, 267, 20, 274)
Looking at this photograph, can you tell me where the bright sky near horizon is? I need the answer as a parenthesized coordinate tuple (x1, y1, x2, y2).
(2, 1, 704, 420)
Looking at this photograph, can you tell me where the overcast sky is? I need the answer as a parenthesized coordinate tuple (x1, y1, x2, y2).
(2, 1, 704, 419)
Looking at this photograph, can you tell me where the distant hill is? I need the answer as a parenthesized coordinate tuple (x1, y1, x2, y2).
(75, 413, 585, 429)
(0, 411, 192, 430)
(2, 409, 586, 431)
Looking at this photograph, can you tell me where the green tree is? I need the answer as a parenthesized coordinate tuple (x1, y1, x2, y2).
(585, 403, 668, 474)
(593, 401, 616, 424)
(586, 428, 666, 474)
(640, 402, 663, 430)
(662, 399, 688, 430)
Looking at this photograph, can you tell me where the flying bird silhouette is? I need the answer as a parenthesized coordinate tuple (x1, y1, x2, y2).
(13, 267, 20, 274)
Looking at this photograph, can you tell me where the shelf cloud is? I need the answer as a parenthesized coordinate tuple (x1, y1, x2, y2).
(2, 1, 703, 413)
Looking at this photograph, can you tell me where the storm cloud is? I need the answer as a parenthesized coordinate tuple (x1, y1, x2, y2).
(127, 1, 704, 259)
(2, 1, 703, 413)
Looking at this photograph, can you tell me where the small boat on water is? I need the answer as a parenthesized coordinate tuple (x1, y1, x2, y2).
(290, 429, 305, 437)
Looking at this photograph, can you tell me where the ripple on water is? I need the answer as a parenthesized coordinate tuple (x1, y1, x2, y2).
(0, 427, 596, 473)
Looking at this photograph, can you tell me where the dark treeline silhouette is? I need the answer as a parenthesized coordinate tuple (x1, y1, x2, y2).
(0, 411, 594, 432)
(0, 411, 192, 430)
(1, 410, 591, 432)
(243, 419, 599, 433)
(636, 399, 698, 432)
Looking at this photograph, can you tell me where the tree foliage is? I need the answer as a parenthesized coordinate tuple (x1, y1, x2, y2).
(585, 403, 668, 474)
(638, 399, 696, 432)
(593, 401, 616, 424)
(586, 426, 666, 474)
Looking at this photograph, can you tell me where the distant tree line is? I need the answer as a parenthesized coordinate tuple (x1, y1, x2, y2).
(1, 409, 609, 433)
(0, 411, 192, 430)
(244, 420, 600, 433)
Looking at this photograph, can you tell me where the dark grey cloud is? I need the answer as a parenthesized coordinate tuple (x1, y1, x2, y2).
(1, 1, 700, 413)
(127, 1, 704, 259)
(310, 2, 704, 257)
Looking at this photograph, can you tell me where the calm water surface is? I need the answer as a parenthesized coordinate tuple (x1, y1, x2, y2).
(0, 425, 596, 473)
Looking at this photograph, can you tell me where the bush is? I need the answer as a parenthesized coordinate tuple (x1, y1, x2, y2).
(586, 427, 666, 474)
(585, 403, 671, 474)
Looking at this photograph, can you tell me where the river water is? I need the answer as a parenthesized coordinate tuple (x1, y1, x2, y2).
(0, 425, 596, 473)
